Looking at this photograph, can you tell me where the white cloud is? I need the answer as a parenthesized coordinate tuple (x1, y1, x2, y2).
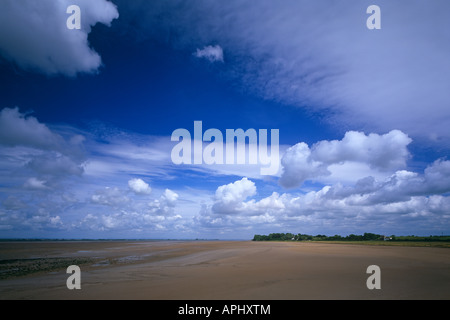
(91, 187, 129, 207)
(196, 173, 450, 236)
(148, 189, 179, 215)
(26, 153, 84, 177)
(81, 185, 182, 232)
(161, 189, 178, 205)
(128, 178, 152, 195)
(194, 45, 224, 62)
(23, 177, 48, 190)
(212, 177, 256, 214)
(279, 130, 412, 188)
(422, 160, 450, 195)
(279, 142, 328, 189)
(311, 130, 412, 170)
(0, 107, 65, 151)
(0, 107, 86, 192)
(364, 160, 450, 203)
(0, 0, 118, 76)
(0, 196, 66, 233)
(0, 107, 85, 159)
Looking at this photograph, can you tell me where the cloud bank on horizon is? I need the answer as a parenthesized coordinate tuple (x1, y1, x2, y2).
(0, 0, 449, 238)
(1, 107, 449, 238)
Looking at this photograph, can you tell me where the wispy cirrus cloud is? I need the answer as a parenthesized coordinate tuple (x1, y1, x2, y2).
(119, 0, 450, 142)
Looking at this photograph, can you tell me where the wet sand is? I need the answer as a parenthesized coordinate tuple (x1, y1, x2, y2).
(0, 240, 449, 300)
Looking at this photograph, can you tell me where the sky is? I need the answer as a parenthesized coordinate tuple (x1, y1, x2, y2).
(0, 0, 450, 239)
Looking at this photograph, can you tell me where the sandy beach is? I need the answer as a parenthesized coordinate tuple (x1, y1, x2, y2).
(0, 240, 449, 300)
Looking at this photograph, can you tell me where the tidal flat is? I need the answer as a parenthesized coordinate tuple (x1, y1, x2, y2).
(0, 240, 449, 300)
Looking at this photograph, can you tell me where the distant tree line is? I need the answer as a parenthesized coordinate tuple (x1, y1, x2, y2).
(252, 233, 450, 242)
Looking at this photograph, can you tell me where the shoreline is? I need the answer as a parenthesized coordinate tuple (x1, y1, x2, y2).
(2, 238, 449, 246)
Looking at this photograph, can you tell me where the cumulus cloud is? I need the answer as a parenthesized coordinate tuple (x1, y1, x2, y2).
(128, 178, 152, 195)
(0, 192, 67, 233)
(422, 160, 450, 195)
(148, 189, 179, 214)
(85, 185, 181, 232)
(311, 130, 412, 170)
(212, 177, 256, 214)
(91, 187, 129, 207)
(279, 130, 412, 188)
(0, 107, 65, 151)
(26, 153, 84, 177)
(161, 189, 179, 205)
(0, 107, 85, 157)
(1, 165, 185, 236)
(359, 160, 450, 204)
(0, 0, 119, 76)
(196, 171, 450, 235)
(279, 142, 328, 189)
(0, 109, 190, 237)
(0, 107, 86, 186)
(194, 45, 224, 62)
(313, 159, 450, 207)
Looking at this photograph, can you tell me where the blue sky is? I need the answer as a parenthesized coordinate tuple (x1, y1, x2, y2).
(0, 0, 450, 239)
